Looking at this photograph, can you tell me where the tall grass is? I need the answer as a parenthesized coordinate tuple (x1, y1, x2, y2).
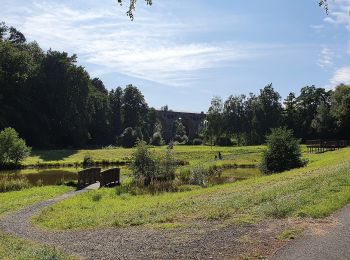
(0, 175, 31, 192)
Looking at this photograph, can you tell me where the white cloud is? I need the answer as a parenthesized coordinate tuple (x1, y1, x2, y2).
(1, 1, 265, 87)
(330, 66, 350, 86)
(0, 1, 313, 88)
(317, 47, 334, 68)
(324, 0, 350, 29)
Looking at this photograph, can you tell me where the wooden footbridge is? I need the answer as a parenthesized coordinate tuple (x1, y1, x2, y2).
(306, 140, 348, 153)
(77, 168, 120, 189)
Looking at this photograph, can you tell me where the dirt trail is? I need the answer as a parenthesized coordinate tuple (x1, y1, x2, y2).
(0, 186, 289, 259)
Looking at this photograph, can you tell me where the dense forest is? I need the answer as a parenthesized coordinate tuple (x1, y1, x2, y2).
(206, 84, 350, 145)
(0, 22, 161, 148)
(1, 22, 350, 149)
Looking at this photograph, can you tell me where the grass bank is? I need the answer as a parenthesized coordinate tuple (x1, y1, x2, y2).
(34, 148, 350, 230)
(0, 232, 73, 260)
(22, 145, 264, 168)
(0, 186, 72, 217)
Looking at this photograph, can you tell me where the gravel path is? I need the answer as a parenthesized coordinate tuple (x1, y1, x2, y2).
(0, 187, 289, 259)
(272, 204, 350, 260)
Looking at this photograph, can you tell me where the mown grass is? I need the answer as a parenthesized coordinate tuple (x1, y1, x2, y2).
(0, 232, 73, 260)
(23, 145, 264, 167)
(0, 186, 72, 217)
(33, 148, 350, 230)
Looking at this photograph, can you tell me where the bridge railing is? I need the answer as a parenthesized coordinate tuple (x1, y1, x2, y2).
(306, 139, 348, 153)
(77, 168, 101, 188)
(100, 168, 120, 187)
(77, 167, 121, 189)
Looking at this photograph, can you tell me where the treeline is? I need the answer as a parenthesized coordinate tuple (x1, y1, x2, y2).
(0, 22, 160, 148)
(205, 83, 350, 145)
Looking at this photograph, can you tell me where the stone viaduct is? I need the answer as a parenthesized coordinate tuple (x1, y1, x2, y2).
(156, 110, 206, 142)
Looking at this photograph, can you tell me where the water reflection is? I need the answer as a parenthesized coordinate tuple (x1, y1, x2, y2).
(0, 167, 129, 186)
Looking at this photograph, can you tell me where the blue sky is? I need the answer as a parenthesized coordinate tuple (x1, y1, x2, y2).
(2, 0, 350, 112)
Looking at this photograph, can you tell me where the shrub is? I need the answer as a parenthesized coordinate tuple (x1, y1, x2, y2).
(189, 166, 209, 187)
(0, 175, 31, 192)
(260, 127, 305, 174)
(130, 140, 158, 185)
(82, 153, 94, 167)
(130, 141, 178, 186)
(192, 138, 203, 145)
(119, 127, 142, 148)
(216, 136, 233, 146)
(0, 127, 31, 167)
(174, 134, 188, 144)
(150, 132, 164, 146)
(158, 147, 177, 181)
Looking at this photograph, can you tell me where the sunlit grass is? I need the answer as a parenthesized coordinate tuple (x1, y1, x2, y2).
(23, 145, 265, 167)
(0, 232, 73, 260)
(0, 186, 72, 217)
(33, 148, 350, 230)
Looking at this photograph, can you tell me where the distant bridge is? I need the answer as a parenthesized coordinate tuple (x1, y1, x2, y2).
(156, 110, 206, 142)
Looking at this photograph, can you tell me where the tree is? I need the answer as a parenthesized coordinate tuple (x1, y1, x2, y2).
(223, 95, 246, 144)
(117, 0, 152, 20)
(31, 50, 90, 147)
(331, 84, 350, 139)
(109, 87, 124, 141)
(295, 86, 330, 139)
(261, 127, 304, 174)
(122, 84, 148, 129)
(206, 96, 224, 146)
(117, 1, 328, 20)
(0, 127, 31, 166)
(311, 103, 335, 139)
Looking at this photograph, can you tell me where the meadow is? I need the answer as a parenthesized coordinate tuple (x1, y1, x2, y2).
(22, 145, 265, 168)
(31, 147, 350, 230)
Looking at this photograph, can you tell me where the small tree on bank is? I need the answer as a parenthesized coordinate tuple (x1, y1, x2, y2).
(0, 127, 31, 166)
(130, 140, 177, 186)
(261, 127, 305, 174)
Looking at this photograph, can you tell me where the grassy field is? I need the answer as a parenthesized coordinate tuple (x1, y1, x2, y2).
(22, 145, 264, 167)
(33, 148, 350, 230)
(0, 186, 72, 217)
(0, 232, 73, 260)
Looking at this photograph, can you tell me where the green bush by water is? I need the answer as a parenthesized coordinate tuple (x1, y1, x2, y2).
(0, 175, 31, 192)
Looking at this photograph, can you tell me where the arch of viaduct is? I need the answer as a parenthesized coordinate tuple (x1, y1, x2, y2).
(156, 110, 206, 142)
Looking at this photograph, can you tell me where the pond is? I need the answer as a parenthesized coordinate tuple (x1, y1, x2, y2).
(0, 167, 261, 187)
(209, 167, 262, 185)
(0, 167, 130, 186)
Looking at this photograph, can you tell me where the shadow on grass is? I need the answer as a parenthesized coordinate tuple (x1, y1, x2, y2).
(31, 150, 78, 162)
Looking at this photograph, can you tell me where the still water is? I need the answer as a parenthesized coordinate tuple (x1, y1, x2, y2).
(0, 167, 261, 186)
(0, 167, 130, 186)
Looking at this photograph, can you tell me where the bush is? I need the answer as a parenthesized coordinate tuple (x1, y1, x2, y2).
(0, 127, 31, 167)
(150, 132, 164, 146)
(130, 140, 157, 185)
(260, 127, 305, 174)
(189, 166, 209, 187)
(158, 147, 177, 181)
(0, 175, 31, 192)
(174, 134, 188, 144)
(119, 127, 142, 148)
(216, 136, 233, 146)
(130, 141, 178, 186)
(82, 153, 94, 167)
(192, 138, 203, 145)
